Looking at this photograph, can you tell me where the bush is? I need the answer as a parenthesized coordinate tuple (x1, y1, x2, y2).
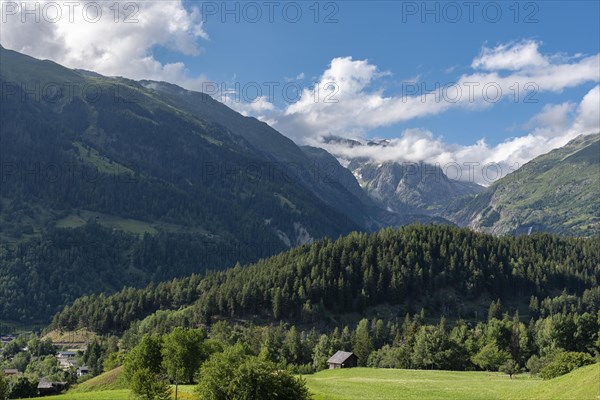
(288, 363, 315, 375)
(368, 345, 410, 369)
(197, 344, 310, 400)
(526, 355, 544, 375)
(103, 351, 127, 371)
(232, 358, 311, 400)
(539, 352, 594, 379)
(0, 374, 8, 400)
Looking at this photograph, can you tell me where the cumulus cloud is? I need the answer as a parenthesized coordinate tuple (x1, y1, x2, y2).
(471, 40, 549, 70)
(184, 39, 596, 185)
(525, 102, 576, 138)
(319, 85, 600, 185)
(210, 40, 596, 185)
(266, 42, 599, 143)
(223, 95, 275, 117)
(0, 0, 209, 89)
(572, 84, 600, 134)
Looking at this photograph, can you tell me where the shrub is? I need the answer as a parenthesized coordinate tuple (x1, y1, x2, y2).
(526, 355, 544, 375)
(0, 374, 8, 400)
(196, 344, 310, 400)
(539, 352, 594, 379)
(368, 345, 410, 369)
(8, 376, 38, 399)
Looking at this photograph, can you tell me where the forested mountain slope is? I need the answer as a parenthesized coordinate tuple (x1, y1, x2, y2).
(51, 225, 600, 334)
(451, 134, 600, 236)
(0, 46, 361, 245)
(0, 46, 369, 320)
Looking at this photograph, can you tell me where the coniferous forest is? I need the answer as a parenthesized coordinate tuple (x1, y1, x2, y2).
(22, 225, 595, 397)
(51, 225, 599, 335)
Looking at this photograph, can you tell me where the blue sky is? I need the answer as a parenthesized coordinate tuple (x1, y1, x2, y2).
(1, 0, 599, 181)
(164, 1, 600, 146)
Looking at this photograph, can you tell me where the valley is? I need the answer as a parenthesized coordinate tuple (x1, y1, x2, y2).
(1, 9, 599, 398)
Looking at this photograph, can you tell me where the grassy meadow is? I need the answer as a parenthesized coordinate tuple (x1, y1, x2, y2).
(28, 364, 599, 400)
(304, 364, 599, 400)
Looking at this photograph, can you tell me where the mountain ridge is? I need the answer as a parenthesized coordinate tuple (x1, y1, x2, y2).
(450, 133, 600, 236)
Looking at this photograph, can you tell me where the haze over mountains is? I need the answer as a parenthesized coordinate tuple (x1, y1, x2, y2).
(321, 133, 600, 236)
(0, 47, 598, 320)
(321, 137, 485, 216)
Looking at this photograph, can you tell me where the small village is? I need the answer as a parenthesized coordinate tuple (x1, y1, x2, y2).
(1, 328, 364, 397)
(1, 330, 91, 397)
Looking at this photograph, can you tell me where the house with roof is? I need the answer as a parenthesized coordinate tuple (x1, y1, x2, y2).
(37, 380, 68, 396)
(3, 368, 18, 377)
(57, 351, 75, 359)
(76, 366, 90, 377)
(327, 351, 358, 369)
(56, 351, 76, 370)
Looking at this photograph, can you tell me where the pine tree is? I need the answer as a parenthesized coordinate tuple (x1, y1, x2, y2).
(352, 319, 373, 367)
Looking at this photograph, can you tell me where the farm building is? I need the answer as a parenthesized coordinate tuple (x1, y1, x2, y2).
(57, 351, 75, 359)
(3, 368, 18, 376)
(327, 351, 358, 369)
(37, 380, 68, 396)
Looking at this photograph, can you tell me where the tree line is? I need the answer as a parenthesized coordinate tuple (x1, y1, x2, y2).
(51, 225, 600, 335)
(4, 290, 598, 398)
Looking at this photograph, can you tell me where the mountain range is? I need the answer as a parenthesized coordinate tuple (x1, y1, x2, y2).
(0, 46, 598, 321)
(324, 134, 599, 236)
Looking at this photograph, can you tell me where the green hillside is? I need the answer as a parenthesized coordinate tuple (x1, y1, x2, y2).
(453, 134, 600, 236)
(27, 365, 599, 400)
(72, 367, 127, 393)
(0, 46, 369, 320)
(520, 363, 600, 400)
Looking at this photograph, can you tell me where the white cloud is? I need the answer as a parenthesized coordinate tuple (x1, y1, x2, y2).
(471, 40, 549, 70)
(223, 95, 275, 116)
(198, 41, 597, 184)
(263, 42, 599, 144)
(525, 102, 575, 138)
(0, 0, 208, 88)
(572, 84, 600, 134)
(2, 12, 597, 186)
(319, 85, 599, 185)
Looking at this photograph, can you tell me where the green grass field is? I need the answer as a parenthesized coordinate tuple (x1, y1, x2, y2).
(55, 210, 158, 236)
(55, 209, 215, 237)
(74, 366, 126, 393)
(304, 364, 600, 400)
(28, 364, 599, 400)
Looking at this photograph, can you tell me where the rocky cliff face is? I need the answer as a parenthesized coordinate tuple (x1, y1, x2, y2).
(349, 160, 483, 215)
